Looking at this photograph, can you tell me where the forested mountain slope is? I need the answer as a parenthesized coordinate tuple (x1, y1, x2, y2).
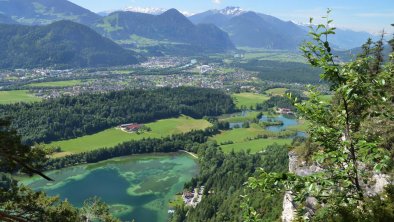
(0, 20, 139, 69)
(0, 0, 100, 26)
(0, 87, 235, 144)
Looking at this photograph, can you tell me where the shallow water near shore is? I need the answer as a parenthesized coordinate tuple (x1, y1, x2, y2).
(22, 153, 198, 222)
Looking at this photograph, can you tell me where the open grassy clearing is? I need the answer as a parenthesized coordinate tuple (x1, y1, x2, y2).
(319, 95, 333, 103)
(219, 111, 261, 123)
(286, 119, 309, 132)
(220, 138, 292, 153)
(27, 80, 83, 87)
(217, 67, 236, 74)
(211, 124, 269, 144)
(303, 91, 333, 103)
(265, 88, 288, 96)
(49, 115, 212, 155)
(111, 69, 134, 75)
(169, 195, 184, 208)
(211, 123, 294, 143)
(0, 90, 41, 104)
(238, 48, 307, 63)
(232, 93, 270, 109)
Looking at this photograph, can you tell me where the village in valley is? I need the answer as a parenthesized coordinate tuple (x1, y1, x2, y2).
(0, 56, 262, 100)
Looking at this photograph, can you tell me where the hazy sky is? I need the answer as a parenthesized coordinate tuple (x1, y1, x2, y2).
(69, 0, 394, 34)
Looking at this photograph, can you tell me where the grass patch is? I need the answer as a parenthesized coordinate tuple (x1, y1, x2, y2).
(211, 123, 295, 153)
(211, 125, 269, 145)
(169, 195, 184, 208)
(217, 67, 236, 74)
(265, 88, 288, 96)
(232, 93, 270, 109)
(287, 119, 309, 132)
(49, 116, 212, 155)
(220, 138, 292, 153)
(219, 111, 261, 123)
(319, 95, 333, 103)
(303, 91, 333, 103)
(0, 90, 41, 104)
(27, 80, 83, 87)
(238, 48, 307, 63)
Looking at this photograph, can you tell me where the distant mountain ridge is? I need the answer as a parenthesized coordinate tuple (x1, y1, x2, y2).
(334, 44, 391, 62)
(190, 7, 306, 50)
(190, 6, 377, 50)
(0, 0, 100, 26)
(95, 9, 235, 55)
(98, 7, 194, 17)
(0, 1, 379, 53)
(0, 13, 17, 24)
(297, 24, 379, 50)
(0, 21, 139, 69)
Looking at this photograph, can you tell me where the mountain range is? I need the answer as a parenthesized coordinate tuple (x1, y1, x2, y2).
(94, 9, 235, 55)
(0, 1, 381, 64)
(0, 20, 139, 69)
(190, 7, 377, 50)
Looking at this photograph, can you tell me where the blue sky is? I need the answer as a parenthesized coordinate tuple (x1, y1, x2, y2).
(69, 0, 394, 34)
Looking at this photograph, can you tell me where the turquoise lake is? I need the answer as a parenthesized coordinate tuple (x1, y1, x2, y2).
(22, 153, 198, 222)
(260, 114, 298, 132)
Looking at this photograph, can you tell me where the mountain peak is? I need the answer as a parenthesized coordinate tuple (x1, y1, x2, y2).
(160, 8, 189, 20)
(124, 7, 167, 15)
(218, 6, 245, 16)
(162, 8, 183, 15)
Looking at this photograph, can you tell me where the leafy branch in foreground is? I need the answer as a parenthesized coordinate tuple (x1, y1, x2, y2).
(245, 10, 394, 221)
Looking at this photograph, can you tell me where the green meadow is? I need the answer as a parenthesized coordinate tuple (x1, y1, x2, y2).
(27, 80, 83, 87)
(220, 138, 292, 153)
(303, 91, 333, 103)
(50, 116, 212, 155)
(232, 93, 270, 109)
(0, 90, 41, 104)
(238, 48, 307, 63)
(219, 111, 261, 122)
(265, 88, 288, 96)
(210, 123, 293, 153)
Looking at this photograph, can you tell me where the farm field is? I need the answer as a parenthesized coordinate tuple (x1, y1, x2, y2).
(211, 122, 294, 142)
(49, 115, 212, 155)
(303, 91, 333, 103)
(211, 125, 269, 144)
(319, 95, 333, 103)
(238, 48, 307, 63)
(287, 119, 309, 132)
(27, 80, 83, 87)
(232, 93, 270, 109)
(0, 90, 41, 104)
(265, 88, 288, 96)
(219, 111, 261, 122)
(220, 138, 292, 153)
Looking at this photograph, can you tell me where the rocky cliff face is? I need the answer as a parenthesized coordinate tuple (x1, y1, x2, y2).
(281, 151, 392, 222)
(282, 151, 321, 222)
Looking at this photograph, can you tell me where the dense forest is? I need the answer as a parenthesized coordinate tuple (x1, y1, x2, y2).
(0, 87, 235, 144)
(44, 126, 219, 170)
(170, 143, 290, 222)
(0, 20, 139, 69)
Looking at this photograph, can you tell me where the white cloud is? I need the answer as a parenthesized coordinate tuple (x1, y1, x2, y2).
(212, 0, 222, 4)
